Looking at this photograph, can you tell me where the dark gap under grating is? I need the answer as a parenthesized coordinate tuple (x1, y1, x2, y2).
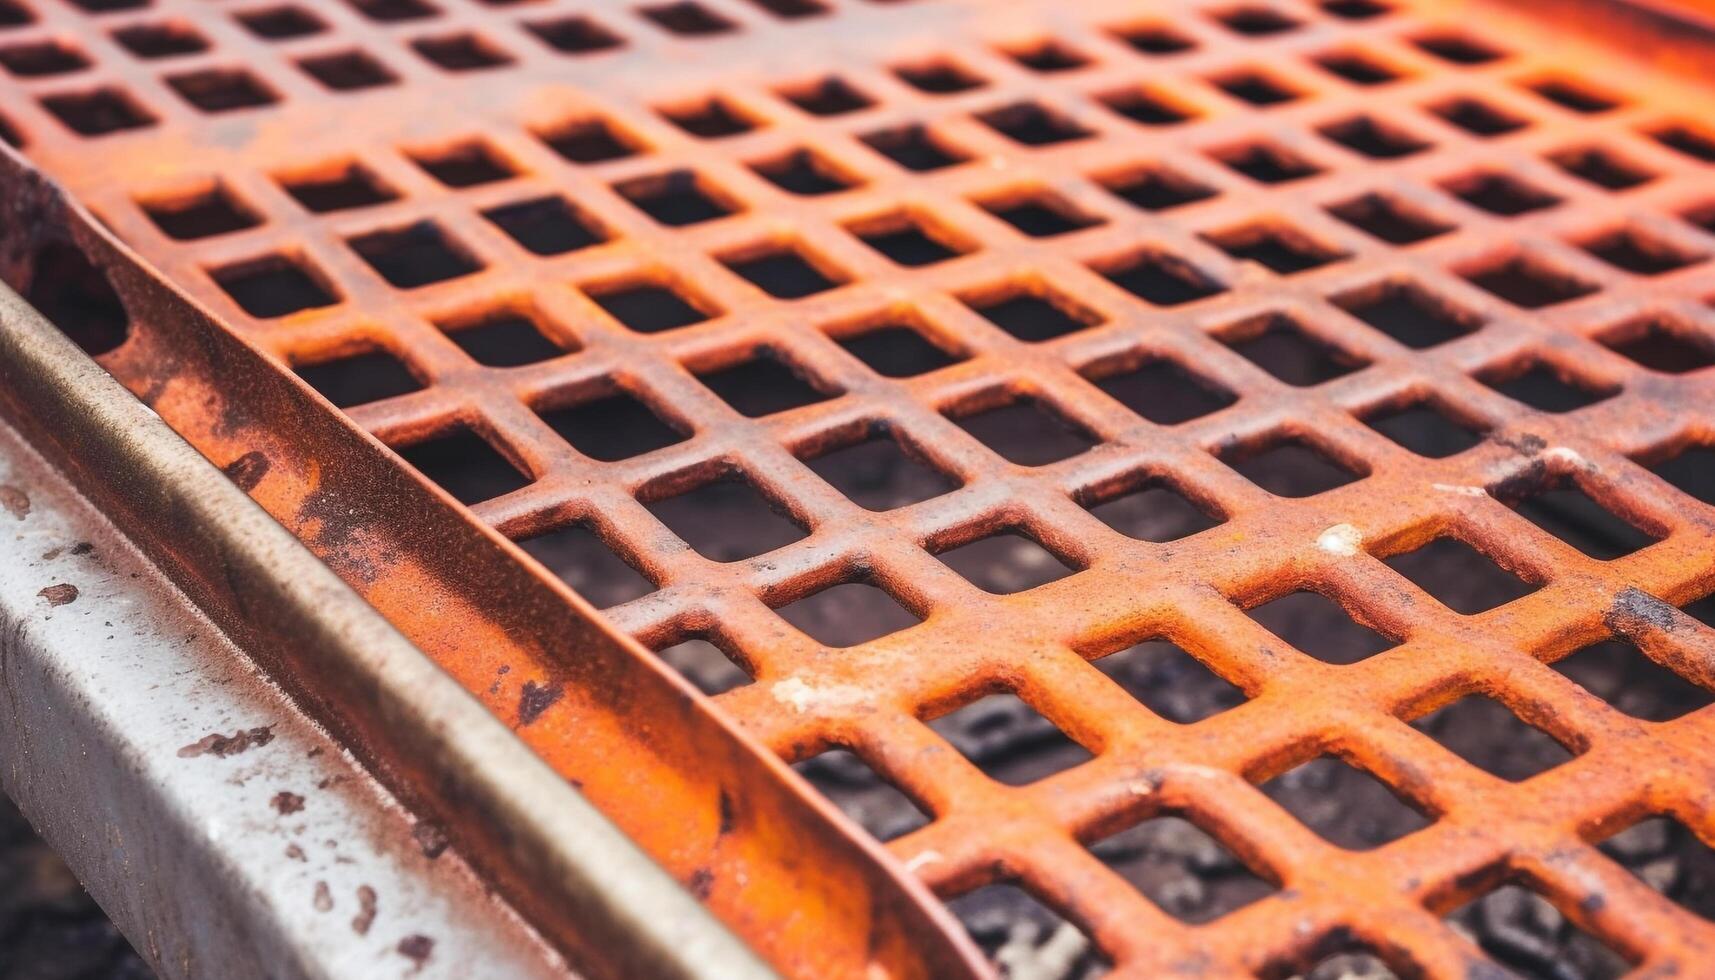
(1479, 361, 1615, 414)
(1087, 358, 1235, 425)
(1494, 475, 1660, 560)
(614, 170, 737, 226)
(934, 530, 1076, 595)
(804, 432, 959, 511)
(1382, 536, 1538, 614)
(646, 474, 806, 562)
(297, 50, 397, 90)
(1220, 314, 1366, 386)
(348, 222, 482, 288)
(483, 197, 605, 256)
(750, 148, 858, 196)
(1259, 756, 1430, 849)
(963, 284, 1100, 342)
(722, 245, 844, 298)
(775, 581, 921, 647)
(1085, 479, 1224, 542)
(1326, 193, 1453, 245)
(1243, 590, 1395, 665)
(1218, 436, 1363, 498)
(836, 324, 961, 378)
(1445, 883, 1629, 979)
(519, 523, 655, 608)
(950, 398, 1097, 466)
(1362, 401, 1485, 458)
(443, 309, 570, 367)
(1090, 814, 1278, 923)
(212, 255, 338, 318)
(1335, 280, 1482, 349)
(539, 392, 685, 461)
(696, 351, 834, 416)
(928, 693, 1090, 782)
(1553, 639, 1712, 722)
(795, 750, 929, 843)
(1097, 250, 1225, 306)
(588, 279, 711, 333)
(652, 635, 752, 695)
(411, 140, 517, 187)
(296, 349, 423, 407)
(1094, 638, 1244, 723)
(397, 427, 532, 505)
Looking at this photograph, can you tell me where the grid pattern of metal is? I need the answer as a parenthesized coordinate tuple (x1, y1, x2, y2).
(5, 0, 1715, 973)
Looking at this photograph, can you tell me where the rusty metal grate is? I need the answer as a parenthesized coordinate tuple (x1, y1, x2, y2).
(5, 0, 1715, 973)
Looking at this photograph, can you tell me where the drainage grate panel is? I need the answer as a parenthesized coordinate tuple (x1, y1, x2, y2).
(6, 0, 1715, 974)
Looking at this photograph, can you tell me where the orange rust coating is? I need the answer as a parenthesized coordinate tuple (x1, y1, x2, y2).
(5, 0, 1715, 975)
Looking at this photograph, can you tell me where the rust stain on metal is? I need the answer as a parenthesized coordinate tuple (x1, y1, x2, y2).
(272, 791, 306, 816)
(0, 485, 28, 520)
(36, 583, 76, 607)
(1, 0, 1714, 975)
(177, 726, 276, 759)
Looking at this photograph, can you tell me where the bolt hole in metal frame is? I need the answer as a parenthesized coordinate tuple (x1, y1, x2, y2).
(5, 0, 1715, 975)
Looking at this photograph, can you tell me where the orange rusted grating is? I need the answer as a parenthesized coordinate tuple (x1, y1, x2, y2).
(6, 0, 1715, 973)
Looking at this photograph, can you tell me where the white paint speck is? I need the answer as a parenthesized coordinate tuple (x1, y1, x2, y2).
(1316, 523, 1362, 556)
(1432, 483, 1488, 497)
(1545, 446, 1589, 468)
(904, 850, 944, 875)
(770, 677, 867, 714)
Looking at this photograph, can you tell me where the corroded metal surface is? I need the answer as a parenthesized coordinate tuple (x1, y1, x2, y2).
(2, 0, 1715, 975)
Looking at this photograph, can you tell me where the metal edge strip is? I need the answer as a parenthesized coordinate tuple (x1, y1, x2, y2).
(0, 269, 773, 978)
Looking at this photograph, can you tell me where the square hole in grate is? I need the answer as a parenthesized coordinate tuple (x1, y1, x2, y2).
(410, 139, 516, 187)
(1220, 313, 1367, 386)
(1090, 814, 1277, 923)
(1597, 817, 1715, 921)
(1650, 122, 1715, 163)
(775, 580, 921, 647)
(1647, 442, 1715, 506)
(1099, 164, 1217, 212)
(211, 255, 337, 317)
(749, 148, 859, 196)
(861, 124, 969, 172)
(946, 883, 1107, 977)
(745, 0, 827, 19)
(950, 396, 1097, 466)
(1313, 47, 1404, 86)
(1334, 279, 1482, 349)
(1318, 114, 1429, 159)
(1441, 171, 1560, 217)
(658, 95, 757, 138)
(279, 161, 395, 212)
(0, 0, 32, 26)
(1322, 0, 1391, 18)
(1577, 226, 1705, 276)
(1382, 536, 1538, 614)
(113, 21, 209, 57)
(652, 634, 752, 695)
(1094, 638, 1244, 723)
(613, 170, 737, 226)
(1110, 20, 1197, 55)
(1361, 399, 1486, 458)
(1554, 639, 1712, 721)
(0, 112, 20, 150)
(141, 185, 259, 240)
(62, 0, 145, 12)
(347, 0, 437, 22)
(295, 348, 422, 407)
(1460, 253, 1598, 309)
(1096, 249, 1226, 306)
(519, 522, 655, 607)
(297, 50, 397, 91)
(1686, 593, 1715, 629)
(1000, 37, 1088, 73)
(166, 68, 278, 113)
(647, 472, 806, 562)
(526, 15, 624, 53)
(0, 39, 88, 75)
(721, 242, 845, 298)
(974, 101, 1092, 146)
(1413, 696, 1575, 781)
(1219, 435, 1365, 497)
(804, 430, 958, 511)
(1084, 477, 1225, 542)
(412, 32, 511, 70)
(1098, 85, 1197, 126)
(1527, 75, 1622, 114)
(962, 280, 1101, 342)
(638, 1, 734, 36)
(1495, 474, 1660, 560)
(587, 277, 713, 333)
(40, 87, 156, 136)
(1326, 192, 1453, 246)
(1547, 146, 1655, 191)
(539, 391, 685, 461)
(348, 222, 481, 288)
(776, 75, 872, 116)
(1479, 359, 1615, 413)
(397, 427, 531, 504)
(1210, 68, 1301, 107)
(847, 211, 969, 268)
(1210, 139, 1321, 184)
(794, 749, 929, 842)
(1204, 222, 1347, 276)
(835, 322, 962, 377)
(441, 308, 571, 367)
(1260, 756, 1430, 848)
(1212, 4, 1301, 35)
(928, 692, 1091, 782)
(1603, 316, 1715, 374)
(695, 349, 835, 416)
(1428, 96, 1528, 137)
(984, 195, 1103, 242)
(1444, 883, 1630, 979)
(483, 196, 605, 256)
(537, 115, 641, 163)
(934, 528, 1078, 595)
(1086, 356, 1236, 425)
(1412, 30, 1507, 64)
(1266, 944, 1406, 980)
(236, 5, 327, 39)
(893, 57, 985, 94)
(1243, 590, 1395, 664)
